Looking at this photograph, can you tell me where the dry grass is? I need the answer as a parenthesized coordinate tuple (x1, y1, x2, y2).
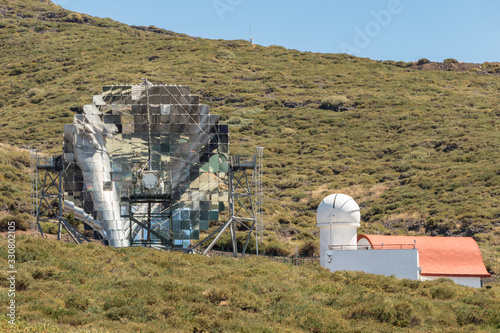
(0, 236, 499, 332)
(0, 0, 498, 281)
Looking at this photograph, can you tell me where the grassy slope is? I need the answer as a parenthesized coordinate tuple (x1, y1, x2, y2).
(1, 1, 499, 249)
(0, 0, 498, 294)
(0, 144, 30, 218)
(0, 0, 499, 331)
(0, 236, 499, 332)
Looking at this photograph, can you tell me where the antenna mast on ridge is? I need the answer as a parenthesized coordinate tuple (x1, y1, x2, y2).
(249, 25, 254, 45)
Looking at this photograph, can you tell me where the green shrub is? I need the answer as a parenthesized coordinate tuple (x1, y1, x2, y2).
(428, 283, 456, 300)
(277, 215, 292, 224)
(65, 13, 84, 23)
(350, 299, 420, 327)
(15, 270, 32, 291)
(456, 306, 484, 326)
(40, 222, 66, 235)
(230, 290, 264, 312)
(298, 240, 318, 256)
(64, 212, 81, 229)
(226, 116, 243, 124)
(0, 214, 31, 231)
(262, 241, 291, 256)
(275, 176, 305, 189)
(395, 61, 411, 68)
(216, 49, 235, 60)
(30, 96, 44, 104)
(317, 167, 333, 175)
(319, 95, 350, 111)
(297, 231, 314, 241)
(26, 88, 44, 98)
(443, 58, 458, 64)
(204, 288, 230, 304)
(280, 127, 296, 136)
(65, 295, 89, 311)
(481, 62, 500, 72)
(8, 66, 25, 76)
(417, 58, 431, 65)
(103, 297, 151, 321)
(32, 267, 58, 280)
(291, 192, 307, 202)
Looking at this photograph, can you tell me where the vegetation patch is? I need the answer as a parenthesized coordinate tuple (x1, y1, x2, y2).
(0, 237, 498, 332)
(319, 95, 352, 111)
(0, 3, 498, 330)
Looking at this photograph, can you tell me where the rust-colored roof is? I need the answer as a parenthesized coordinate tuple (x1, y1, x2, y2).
(358, 235, 490, 278)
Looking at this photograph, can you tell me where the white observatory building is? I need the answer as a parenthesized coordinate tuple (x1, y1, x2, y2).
(317, 194, 490, 288)
(317, 193, 361, 264)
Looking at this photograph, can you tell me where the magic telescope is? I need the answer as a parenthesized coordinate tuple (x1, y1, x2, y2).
(63, 80, 229, 248)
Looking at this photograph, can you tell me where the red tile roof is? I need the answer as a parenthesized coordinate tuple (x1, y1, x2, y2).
(358, 235, 490, 278)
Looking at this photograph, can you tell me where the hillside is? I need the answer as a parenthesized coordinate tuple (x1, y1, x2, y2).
(0, 0, 499, 273)
(1, 236, 499, 332)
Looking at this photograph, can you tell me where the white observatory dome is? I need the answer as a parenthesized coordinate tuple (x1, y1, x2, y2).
(317, 193, 360, 226)
(317, 194, 361, 263)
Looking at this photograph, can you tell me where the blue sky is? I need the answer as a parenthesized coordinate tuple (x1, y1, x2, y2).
(54, 0, 499, 63)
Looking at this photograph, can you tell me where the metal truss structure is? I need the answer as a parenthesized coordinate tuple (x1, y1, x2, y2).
(30, 150, 90, 244)
(28, 81, 230, 249)
(191, 147, 264, 257)
(31, 81, 262, 252)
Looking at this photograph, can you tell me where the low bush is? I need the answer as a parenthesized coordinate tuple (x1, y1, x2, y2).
(26, 88, 44, 98)
(455, 305, 484, 326)
(0, 214, 31, 231)
(427, 282, 457, 300)
(216, 49, 235, 60)
(350, 299, 421, 327)
(395, 61, 412, 67)
(204, 288, 230, 305)
(262, 240, 291, 256)
(65, 13, 84, 23)
(298, 240, 318, 256)
(65, 295, 89, 311)
(319, 95, 350, 111)
(417, 58, 431, 65)
(31, 266, 58, 280)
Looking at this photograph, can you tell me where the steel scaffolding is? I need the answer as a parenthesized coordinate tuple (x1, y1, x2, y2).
(254, 147, 264, 254)
(30, 150, 90, 244)
(191, 147, 264, 257)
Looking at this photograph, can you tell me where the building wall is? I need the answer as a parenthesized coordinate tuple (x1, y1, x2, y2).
(324, 249, 420, 280)
(318, 225, 357, 266)
(420, 275, 482, 288)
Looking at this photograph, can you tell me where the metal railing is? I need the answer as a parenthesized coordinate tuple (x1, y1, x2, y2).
(34, 156, 55, 168)
(206, 249, 320, 266)
(230, 155, 256, 170)
(328, 243, 416, 250)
